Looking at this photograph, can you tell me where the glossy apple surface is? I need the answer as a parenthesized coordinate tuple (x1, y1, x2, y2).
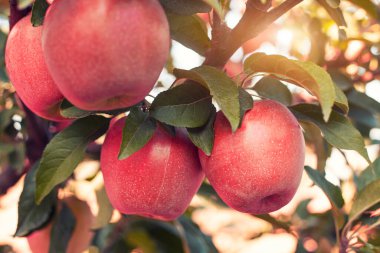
(42, 0, 170, 111)
(101, 118, 204, 220)
(199, 100, 305, 214)
(5, 14, 65, 121)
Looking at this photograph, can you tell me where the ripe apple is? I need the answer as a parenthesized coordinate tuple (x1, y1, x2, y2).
(100, 118, 204, 220)
(42, 0, 170, 111)
(26, 197, 94, 253)
(199, 100, 305, 214)
(5, 14, 65, 121)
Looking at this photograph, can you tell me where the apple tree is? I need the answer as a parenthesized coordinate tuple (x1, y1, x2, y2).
(0, 0, 379, 252)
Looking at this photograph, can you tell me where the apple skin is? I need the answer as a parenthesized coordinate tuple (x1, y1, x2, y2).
(42, 0, 170, 111)
(27, 197, 94, 253)
(5, 14, 65, 121)
(100, 118, 204, 221)
(199, 100, 305, 214)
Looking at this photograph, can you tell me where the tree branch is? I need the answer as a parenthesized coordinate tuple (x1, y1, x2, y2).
(204, 0, 304, 68)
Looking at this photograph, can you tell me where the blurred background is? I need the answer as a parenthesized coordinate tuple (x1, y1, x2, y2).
(0, 0, 380, 252)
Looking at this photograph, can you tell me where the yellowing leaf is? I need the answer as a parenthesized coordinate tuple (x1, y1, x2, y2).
(244, 53, 348, 121)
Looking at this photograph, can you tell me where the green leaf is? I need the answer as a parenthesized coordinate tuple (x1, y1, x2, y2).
(174, 66, 240, 131)
(60, 99, 137, 119)
(349, 180, 380, 224)
(305, 166, 346, 229)
(347, 0, 380, 20)
(150, 82, 213, 128)
(329, 70, 353, 91)
(238, 87, 254, 126)
(92, 186, 114, 230)
(187, 107, 216, 155)
(15, 161, 57, 237)
(253, 77, 292, 106)
(118, 108, 156, 160)
(49, 203, 76, 253)
(178, 216, 218, 253)
(304, 166, 344, 208)
(31, 0, 49, 26)
(36, 116, 109, 204)
(0, 31, 9, 82)
(290, 104, 370, 163)
(347, 89, 380, 115)
(126, 219, 184, 253)
(356, 158, 380, 192)
(60, 100, 93, 119)
(167, 13, 210, 56)
(159, 0, 211, 15)
(244, 53, 349, 121)
(301, 121, 332, 171)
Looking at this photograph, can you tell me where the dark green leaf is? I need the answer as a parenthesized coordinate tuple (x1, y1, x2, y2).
(36, 116, 109, 204)
(356, 158, 380, 192)
(0, 30, 9, 82)
(49, 203, 76, 253)
(178, 216, 218, 253)
(31, 0, 49, 26)
(303, 166, 346, 229)
(301, 122, 331, 170)
(290, 104, 370, 162)
(159, 0, 211, 15)
(167, 13, 210, 56)
(60, 100, 93, 119)
(348, 180, 380, 225)
(329, 70, 353, 91)
(126, 219, 184, 253)
(253, 77, 292, 106)
(238, 87, 254, 126)
(197, 183, 227, 207)
(244, 53, 349, 121)
(15, 161, 57, 237)
(174, 66, 240, 131)
(349, 104, 379, 130)
(118, 108, 156, 160)
(304, 166, 344, 208)
(347, 89, 380, 115)
(150, 82, 213, 128)
(187, 107, 216, 155)
(60, 99, 136, 119)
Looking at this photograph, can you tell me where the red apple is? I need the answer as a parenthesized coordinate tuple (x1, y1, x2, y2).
(42, 0, 170, 111)
(100, 118, 204, 220)
(5, 14, 65, 121)
(199, 100, 305, 214)
(27, 197, 94, 253)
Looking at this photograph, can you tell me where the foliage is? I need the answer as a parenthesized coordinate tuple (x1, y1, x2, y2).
(0, 0, 379, 252)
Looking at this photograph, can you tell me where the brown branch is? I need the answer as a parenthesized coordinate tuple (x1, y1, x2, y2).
(204, 0, 304, 68)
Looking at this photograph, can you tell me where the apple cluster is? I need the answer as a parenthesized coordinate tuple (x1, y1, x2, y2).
(5, 0, 305, 221)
